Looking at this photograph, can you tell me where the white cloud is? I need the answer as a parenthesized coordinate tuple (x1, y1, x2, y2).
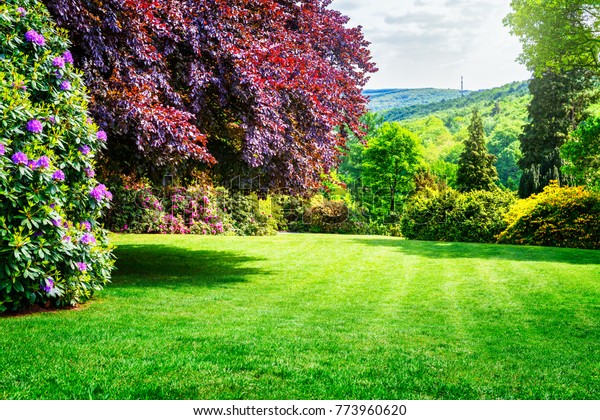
(331, 0, 531, 89)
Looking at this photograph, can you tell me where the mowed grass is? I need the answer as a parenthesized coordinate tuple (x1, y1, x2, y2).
(1, 234, 600, 399)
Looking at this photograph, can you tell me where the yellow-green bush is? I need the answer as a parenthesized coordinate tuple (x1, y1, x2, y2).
(400, 188, 517, 243)
(497, 182, 600, 249)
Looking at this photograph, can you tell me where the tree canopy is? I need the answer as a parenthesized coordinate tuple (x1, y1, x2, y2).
(362, 122, 422, 214)
(505, 0, 600, 74)
(562, 115, 600, 190)
(43, 0, 376, 192)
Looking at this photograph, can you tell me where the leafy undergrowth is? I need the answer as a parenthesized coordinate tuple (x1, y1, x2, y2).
(1, 234, 599, 399)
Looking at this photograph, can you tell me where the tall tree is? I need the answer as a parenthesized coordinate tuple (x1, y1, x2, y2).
(505, 1, 600, 75)
(456, 110, 498, 192)
(42, 0, 377, 192)
(362, 123, 422, 214)
(518, 71, 595, 197)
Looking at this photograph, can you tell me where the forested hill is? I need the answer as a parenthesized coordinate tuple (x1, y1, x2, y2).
(373, 81, 529, 121)
(357, 81, 532, 191)
(364, 88, 466, 113)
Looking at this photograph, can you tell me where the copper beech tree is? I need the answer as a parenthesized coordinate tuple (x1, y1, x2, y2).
(43, 0, 377, 192)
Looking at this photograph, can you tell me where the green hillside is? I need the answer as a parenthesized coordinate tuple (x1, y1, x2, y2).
(365, 88, 466, 113)
(381, 81, 529, 122)
(356, 81, 532, 191)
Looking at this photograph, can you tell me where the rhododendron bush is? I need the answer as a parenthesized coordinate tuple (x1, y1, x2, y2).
(0, 1, 114, 312)
(43, 0, 376, 192)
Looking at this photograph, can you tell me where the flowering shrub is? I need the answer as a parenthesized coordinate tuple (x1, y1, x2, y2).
(497, 182, 600, 249)
(0, 1, 114, 312)
(400, 188, 517, 243)
(103, 180, 276, 236)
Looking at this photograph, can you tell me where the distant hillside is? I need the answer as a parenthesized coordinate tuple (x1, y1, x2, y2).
(357, 81, 532, 191)
(380, 81, 529, 122)
(365, 88, 465, 113)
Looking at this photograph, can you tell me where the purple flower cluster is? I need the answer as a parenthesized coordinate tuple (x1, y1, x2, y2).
(35, 156, 50, 169)
(17, 7, 27, 17)
(52, 56, 65, 68)
(96, 131, 108, 142)
(27, 119, 43, 134)
(52, 218, 62, 227)
(59, 81, 71, 91)
(11, 152, 28, 165)
(81, 221, 92, 231)
(80, 233, 96, 245)
(52, 169, 65, 181)
(0, 144, 5, 155)
(42, 277, 54, 293)
(90, 184, 112, 201)
(78, 145, 91, 155)
(84, 167, 95, 177)
(24, 30, 45, 46)
(63, 51, 74, 64)
(75, 262, 88, 272)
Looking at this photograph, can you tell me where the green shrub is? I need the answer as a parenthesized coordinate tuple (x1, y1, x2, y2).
(0, 1, 114, 312)
(278, 194, 402, 236)
(497, 182, 600, 249)
(401, 188, 517, 243)
(214, 188, 277, 236)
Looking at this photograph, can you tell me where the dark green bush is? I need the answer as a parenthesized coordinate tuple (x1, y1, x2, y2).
(497, 182, 600, 249)
(401, 188, 517, 243)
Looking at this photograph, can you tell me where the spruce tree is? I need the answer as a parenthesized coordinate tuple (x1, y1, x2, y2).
(456, 110, 498, 192)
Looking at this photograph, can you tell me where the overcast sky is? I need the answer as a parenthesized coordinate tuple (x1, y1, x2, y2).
(332, 0, 532, 90)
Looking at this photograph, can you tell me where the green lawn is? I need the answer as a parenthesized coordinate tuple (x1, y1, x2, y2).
(2, 234, 600, 399)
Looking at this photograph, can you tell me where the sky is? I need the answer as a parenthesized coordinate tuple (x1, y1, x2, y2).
(331, 0, 532, 90)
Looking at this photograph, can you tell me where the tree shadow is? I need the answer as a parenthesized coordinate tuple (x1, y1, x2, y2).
(111, 244, 269, 288)
(352, 237, 600, 265)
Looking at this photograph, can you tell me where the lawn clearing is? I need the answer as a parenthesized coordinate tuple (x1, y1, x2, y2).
(1, 234, 600, 399)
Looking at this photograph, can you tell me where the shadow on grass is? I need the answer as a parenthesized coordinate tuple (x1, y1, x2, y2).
(352, 237, 600, 265)
(111, 244, 269, 288)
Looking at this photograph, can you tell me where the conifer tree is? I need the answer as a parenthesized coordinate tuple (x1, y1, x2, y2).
(456, 110, 498, 192)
